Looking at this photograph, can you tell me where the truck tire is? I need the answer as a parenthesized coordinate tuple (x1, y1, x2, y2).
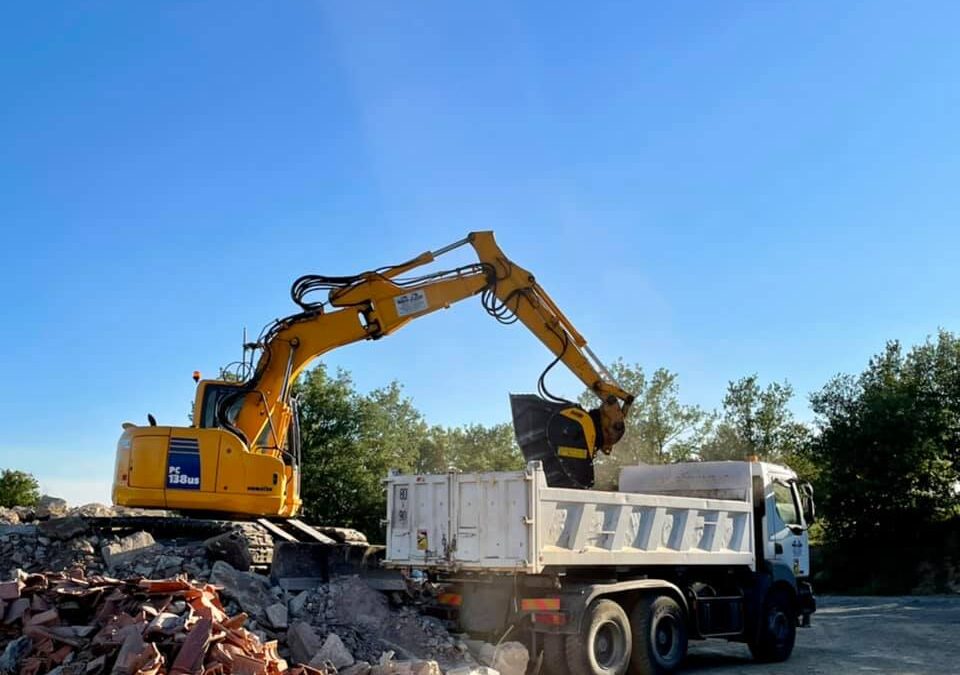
(629, 594, 688, 674)
(748, 587, 796, 663)
(542, 634, 570, 675)
(565, 599, 632, 675)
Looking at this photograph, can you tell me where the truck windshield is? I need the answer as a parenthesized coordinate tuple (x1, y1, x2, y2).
(772, 482, 800, 527)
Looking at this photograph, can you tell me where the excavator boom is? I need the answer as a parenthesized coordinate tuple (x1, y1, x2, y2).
(112, 232, 634, 518)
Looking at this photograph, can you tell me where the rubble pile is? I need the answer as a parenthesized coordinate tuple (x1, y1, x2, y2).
(0, 498, 506, 675)
(0, 525, 214, 583)
(0, 568, 322, 675)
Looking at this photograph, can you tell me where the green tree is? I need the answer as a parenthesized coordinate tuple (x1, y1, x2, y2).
(581, 361, 711, 488)
(809, 332, 960, 547)
(0, 470, 40, 508)
(295, 363, 520, 540)
(441, 423, 523, 472)
(701, 375, 809, 466)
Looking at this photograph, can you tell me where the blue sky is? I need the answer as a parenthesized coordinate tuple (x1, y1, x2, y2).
(2, 3, 958, 504)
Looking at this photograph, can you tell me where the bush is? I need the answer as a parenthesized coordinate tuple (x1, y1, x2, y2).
(0, 469, 40, 508)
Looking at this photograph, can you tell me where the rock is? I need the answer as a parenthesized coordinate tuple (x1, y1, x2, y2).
(288, 590, 310, 618)
(265, 602, 288, 629)
(446, 668, 499, 675)
(0, 509, 19, 525)
(38, 516, 88, 541)
(210, 561, 275, 617)
(340, 663, 372, 675)
(370, 660, 441, 675)
(327, 577, 392, 630)
(66, 503, 116, 518)
(0, 636, 31, 674)
(153, 554, 185, 577)
(287, 621, 324, 666)
(310, 633, 355, 670)
(11, 507, 35, 523)
(488, 642, 527, 675)
(101, 531, 159, 569)
(36, 496, 68, 519)
(204, 531, 252, 571)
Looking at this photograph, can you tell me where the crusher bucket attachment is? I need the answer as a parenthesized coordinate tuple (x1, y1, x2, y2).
(510, 394, 597, 489)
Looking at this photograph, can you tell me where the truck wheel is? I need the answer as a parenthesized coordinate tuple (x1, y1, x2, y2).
(542, 634, 570, 675)
(565, 599, 632, 675)
(749, 587, 796, 663)
(629, 594, 688, 674)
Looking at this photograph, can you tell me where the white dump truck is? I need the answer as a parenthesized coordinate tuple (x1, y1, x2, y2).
(384, 460, 816, 675)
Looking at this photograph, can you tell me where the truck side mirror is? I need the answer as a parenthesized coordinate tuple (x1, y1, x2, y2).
(799, 481, 816, 526)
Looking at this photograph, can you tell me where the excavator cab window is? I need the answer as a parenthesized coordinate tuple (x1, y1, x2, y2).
(197, 383, 244, 429)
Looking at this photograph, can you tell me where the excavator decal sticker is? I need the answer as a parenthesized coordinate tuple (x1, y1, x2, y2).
(167, 437, 201, 490)
(394, 290, 428, 317)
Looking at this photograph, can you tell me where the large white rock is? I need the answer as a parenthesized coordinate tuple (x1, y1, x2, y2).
(310, 633, 355, 670)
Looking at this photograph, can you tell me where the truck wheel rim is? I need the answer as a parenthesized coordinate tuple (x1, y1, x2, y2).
(593, 621, 624, 668)
(769, 610, 788, 643)
(654, 615, 678, 660)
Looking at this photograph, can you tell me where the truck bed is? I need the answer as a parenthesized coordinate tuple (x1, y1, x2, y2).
(385, 462, 755, 574)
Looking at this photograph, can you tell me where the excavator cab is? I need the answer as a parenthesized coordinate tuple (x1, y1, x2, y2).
(194, 380, 244, 429)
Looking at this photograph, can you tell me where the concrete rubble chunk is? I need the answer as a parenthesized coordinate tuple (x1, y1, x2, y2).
(288, 590, 311, 618)
(38, 516, 88, 541)
(209, 560, 274, 617)
(204, 531, 253, 571)
(340, 663, 372, 675)
(309, 633, 354, 670)
(445, 668, 500, 675)
(0, 636, 31, 674)
(370, 660, 441, 675)
(36, 496, 68, 520)
(265, 601, 288, 629)
(11, 506, 36, 523)
(101, 532, 159, 569)
(326, 577, 392, 630)
(468, 642, 527, 675)
(287, 621, 325, 666)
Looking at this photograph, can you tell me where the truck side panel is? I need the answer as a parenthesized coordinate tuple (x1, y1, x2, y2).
(386, 463, 755, 573)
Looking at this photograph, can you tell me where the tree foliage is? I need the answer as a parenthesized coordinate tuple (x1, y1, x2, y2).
(0, 470, 40, 508)
(581, 361, 711, 488)
(808, 331, 960, 547)
(700, 375, 810, 468)
(295, 364, 521, 540)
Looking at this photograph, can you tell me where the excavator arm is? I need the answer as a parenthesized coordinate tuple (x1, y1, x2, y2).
(218, 232, 633, 487)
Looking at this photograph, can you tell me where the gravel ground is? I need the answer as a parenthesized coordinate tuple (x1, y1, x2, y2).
(683, 595, 960, 675)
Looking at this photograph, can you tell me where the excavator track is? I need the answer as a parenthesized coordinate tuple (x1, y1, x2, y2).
(81, 516, 276, 570)
(81, 515, 380, 580)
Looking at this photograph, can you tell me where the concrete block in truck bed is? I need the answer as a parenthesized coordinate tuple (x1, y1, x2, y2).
(619, 461, 753, 502)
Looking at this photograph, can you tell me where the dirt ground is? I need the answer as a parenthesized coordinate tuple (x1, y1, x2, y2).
(683, 595, 960, 675)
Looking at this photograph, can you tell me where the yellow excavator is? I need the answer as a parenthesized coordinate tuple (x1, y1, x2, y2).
(112, 232, 634, 519)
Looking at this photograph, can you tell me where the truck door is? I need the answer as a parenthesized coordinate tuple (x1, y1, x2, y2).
(768, 480, 810, 577)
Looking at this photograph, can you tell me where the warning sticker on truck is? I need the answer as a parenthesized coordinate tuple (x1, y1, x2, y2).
(395, 290, 429, 317)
